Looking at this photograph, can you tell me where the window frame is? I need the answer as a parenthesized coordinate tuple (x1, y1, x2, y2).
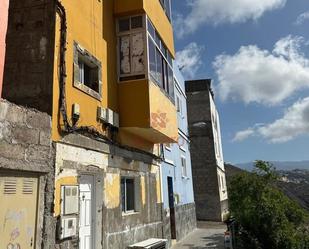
(73, 42, 102, 101)
(147, 17, 174, 102)
(121, 176, 140, 214)
(117, 15, 148, 82)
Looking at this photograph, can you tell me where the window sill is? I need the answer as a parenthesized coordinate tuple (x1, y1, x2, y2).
(122, 211, 140, 217)
(74, 80, 101, 101)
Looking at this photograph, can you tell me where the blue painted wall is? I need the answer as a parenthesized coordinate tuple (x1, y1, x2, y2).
(161, 64, 195, 209)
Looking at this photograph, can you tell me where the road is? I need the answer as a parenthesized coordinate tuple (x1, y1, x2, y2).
(171, 221, 226, 249)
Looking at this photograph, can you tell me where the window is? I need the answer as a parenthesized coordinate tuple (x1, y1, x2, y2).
(176, 96, 182, 114)
(121, 177, 136, 213)
(78, 57, 99, 93)
(159, 0, 172, 21)
(118, 16, 146, 82)
(147, 18, 174, 102)
(181, 156, 187, 177)
(117, 15, 175, 102)
(73, 42, 102, 100)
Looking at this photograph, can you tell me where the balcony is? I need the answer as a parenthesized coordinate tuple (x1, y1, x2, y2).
(118, 79, 178, 144)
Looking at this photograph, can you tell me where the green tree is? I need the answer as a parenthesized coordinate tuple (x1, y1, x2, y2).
(229, 160, 309, 249)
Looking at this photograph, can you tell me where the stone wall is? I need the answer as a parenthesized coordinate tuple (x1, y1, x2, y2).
(0, 99, 56, 248)
(163, 203, 196, 247)
(175, 203, 196, 241)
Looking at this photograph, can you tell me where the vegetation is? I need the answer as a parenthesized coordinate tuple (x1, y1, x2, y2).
(228, 160, 309, 249)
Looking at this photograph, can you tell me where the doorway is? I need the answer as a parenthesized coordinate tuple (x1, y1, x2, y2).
(167, 176, 176, 239)
(79, 175, 95, 249)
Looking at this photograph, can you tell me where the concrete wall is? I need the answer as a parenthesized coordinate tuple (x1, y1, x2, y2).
(0, 99, 56, 248)
(0, 0, 9, 96)
(2, 0, 56, 114)
(185, 80, 229, 222)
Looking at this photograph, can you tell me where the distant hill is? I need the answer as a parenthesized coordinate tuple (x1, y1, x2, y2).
(236, 161, 309, 171)
(277, 169, 309, 211)
(225, 163, 309, 212)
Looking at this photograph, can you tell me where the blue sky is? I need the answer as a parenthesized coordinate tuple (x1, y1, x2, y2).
(173, 0, 309, 164)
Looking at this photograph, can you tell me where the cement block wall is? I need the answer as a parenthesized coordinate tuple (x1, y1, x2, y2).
(2, 0, 56, 114)
(186, 80, 228, 222)
(0, 99, 56, 249)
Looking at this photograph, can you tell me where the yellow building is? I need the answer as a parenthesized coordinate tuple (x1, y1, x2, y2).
(2, 0, 178, 248)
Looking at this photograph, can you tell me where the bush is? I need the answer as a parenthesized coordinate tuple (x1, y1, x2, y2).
(229, 161, 309, 249)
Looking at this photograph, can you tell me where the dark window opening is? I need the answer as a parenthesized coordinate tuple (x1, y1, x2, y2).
(78, 56, 99, 93)
(121, 177, 135, 213)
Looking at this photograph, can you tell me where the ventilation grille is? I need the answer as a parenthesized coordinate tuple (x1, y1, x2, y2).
(23, 179, 34, 194)
(4, 179, 17, 195)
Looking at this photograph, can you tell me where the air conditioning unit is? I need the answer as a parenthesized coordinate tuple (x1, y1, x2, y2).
(128, 239, 167, 249)
(97, 107, 108, 123)
(97, 107, 119, 128)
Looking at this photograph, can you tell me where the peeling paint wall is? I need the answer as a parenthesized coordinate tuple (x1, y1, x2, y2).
(54, 134, 164, 249)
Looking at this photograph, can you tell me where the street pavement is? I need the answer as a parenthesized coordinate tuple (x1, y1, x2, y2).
(171, 221, 226, 249)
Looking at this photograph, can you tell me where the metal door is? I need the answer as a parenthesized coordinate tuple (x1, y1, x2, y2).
(167, 177, 176, 239)
(79, 175, 95, 249)
(0, 173, 39, 249)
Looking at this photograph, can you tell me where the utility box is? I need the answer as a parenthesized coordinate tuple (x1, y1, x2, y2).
(58, 217, 78, 239)
(61, 185, 79, 215)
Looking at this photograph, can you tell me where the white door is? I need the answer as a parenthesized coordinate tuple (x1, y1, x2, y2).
(79, 175, 95, 249)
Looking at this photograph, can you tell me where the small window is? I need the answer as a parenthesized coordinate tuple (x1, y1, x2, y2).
(78, 56, 99, 93)
(121, 177, 136, 213)
(73, 42, 102, 100)
(181, 156, 187, 177)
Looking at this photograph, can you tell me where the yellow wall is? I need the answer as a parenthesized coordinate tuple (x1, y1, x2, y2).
(52, 0, 118, 141)
(52, 0, 177, 150)
(149, 81, 178, 142)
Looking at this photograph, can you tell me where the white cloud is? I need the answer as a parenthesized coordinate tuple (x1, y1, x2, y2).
(295, 11, 309, 25)
(176, 42, 204, 79)
(214, 35, 309, 106)
(232, 128, 255, 142)
(233, 98, 309, 143)
(175, 0, 286, 38)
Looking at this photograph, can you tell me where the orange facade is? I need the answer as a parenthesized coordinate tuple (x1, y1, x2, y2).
(0, 0, 9, 97)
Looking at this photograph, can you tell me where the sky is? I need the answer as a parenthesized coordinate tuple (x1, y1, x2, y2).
(173, 0, 309, 164)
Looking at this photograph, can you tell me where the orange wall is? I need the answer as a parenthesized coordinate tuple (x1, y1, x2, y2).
(0, 0, 9, 97)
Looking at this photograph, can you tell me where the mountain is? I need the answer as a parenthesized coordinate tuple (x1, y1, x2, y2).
(277, 169, 309, 211)
(236, 160, 309, 171)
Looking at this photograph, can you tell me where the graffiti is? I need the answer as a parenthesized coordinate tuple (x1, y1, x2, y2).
(10, 228, 20, 241)
(151, 111, 169, 130)
(3, 210, 25, 229)
(6, 243, 21, 249)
